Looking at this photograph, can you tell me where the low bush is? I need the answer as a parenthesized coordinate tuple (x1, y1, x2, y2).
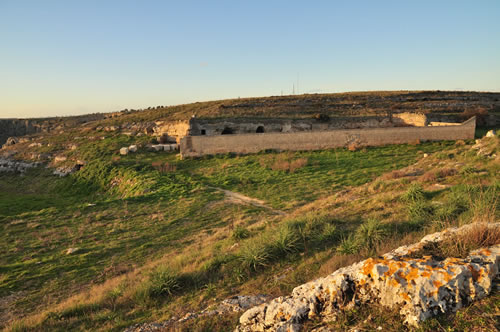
(336, 235, 359, 255)
(355, 218, 385, 250)
(419, 171, 437, 183)
(459, 165, 476, 175)
(146, 266, 181, 298)
(401, 183, 425, 203)
(436, 168, 457, 179)
(238, 239, 273, 271)
(381, 170, 406, 180)
(232, 226, 250, 240)
(407, 200, 434, 223)
(271, 225, 301, 256)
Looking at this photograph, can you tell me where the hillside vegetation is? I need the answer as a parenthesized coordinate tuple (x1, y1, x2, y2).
(0, 91, 499, 331)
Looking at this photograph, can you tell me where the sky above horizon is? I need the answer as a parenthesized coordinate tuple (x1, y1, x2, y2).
(1, 1, 499, 118)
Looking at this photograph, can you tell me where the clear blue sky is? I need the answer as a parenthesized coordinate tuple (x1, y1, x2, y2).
(1, 1, 499, 118)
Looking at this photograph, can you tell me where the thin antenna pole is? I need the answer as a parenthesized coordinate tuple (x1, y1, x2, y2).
(297, 73, 299, 94)
(292, 83, 295, 95)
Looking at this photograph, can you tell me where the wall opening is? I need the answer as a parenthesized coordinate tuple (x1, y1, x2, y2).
(200, 129, 206, 135)
(221, 127, 233, 135)
(256, 126, 265, 133)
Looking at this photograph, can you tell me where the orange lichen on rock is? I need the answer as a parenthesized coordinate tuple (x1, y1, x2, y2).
(432, 280, 443, 288)
(440, 271, 453, 282)
(389, 278, 400, 287)
(406, 268, 420, 283)
(362, 258, 384, 276)
(467, 265, 481, 282)
(480, 248, 492, 256)
(401, 292, 411, 302)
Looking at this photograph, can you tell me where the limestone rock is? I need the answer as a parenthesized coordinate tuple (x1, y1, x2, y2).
(53, 166, 76, 177)
(124, 295, 270, 332)
(485, 130, 496, 138)
(0, 158, 39, 173)
(128, 145, 138, 153)
(236, 223, 500, 331)
(4, 137, 19, 146)
(120, 147, 129, 155)
(151, 145, 163, 152)
(54, 155, 67, 163)
(66, 248, 79, 255)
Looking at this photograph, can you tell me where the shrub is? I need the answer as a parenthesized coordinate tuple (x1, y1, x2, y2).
(289, 158, 308, 173)
(401, 183, 425, 202)
(407, 200, 434, 222)
(239, 239, 273, 271)
(271, 160, 290, 172)
(436, 223, 500, 258)
(232, 226, 250, 240)
(381, 170, 406, 180)
(459, 165, 476, 175)
(419, 171, 437, 183)
(271, 225, 301, 256)
(336, 235, 359, 255)
(468, 184, 499, 223)
(436, 168, 457, 179)
(146, 267, 181, 298)
(355, 218, 385, 250)
(320, 223, 337, 242)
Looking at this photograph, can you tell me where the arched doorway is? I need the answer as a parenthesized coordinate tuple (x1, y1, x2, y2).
(221, 127, 233, 135)
(256, 126, 265, 133)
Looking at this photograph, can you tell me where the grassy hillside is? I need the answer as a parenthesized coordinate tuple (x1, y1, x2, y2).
(93, 90, 500, 125)
(0, 92, 499, 331)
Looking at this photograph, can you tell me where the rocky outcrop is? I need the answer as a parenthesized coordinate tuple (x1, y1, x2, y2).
(237, 223, 500, 331)
(0, 119, 47, 146)
(124, 295, 270, 332)
(0, 158, 40, 173)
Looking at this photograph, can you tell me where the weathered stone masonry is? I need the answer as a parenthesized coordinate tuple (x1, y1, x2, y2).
(180, 117, 476, 157)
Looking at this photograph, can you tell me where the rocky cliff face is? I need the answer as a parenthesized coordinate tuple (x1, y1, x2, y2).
(0, 119, 47, 146)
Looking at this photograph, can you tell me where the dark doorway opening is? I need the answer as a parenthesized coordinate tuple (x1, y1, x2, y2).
(256, 126, 265, 133)
(200, 129, 206, 135)
(221, 127, 233, 135)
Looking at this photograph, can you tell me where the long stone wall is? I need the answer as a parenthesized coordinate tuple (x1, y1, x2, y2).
(180, 117, 476, 157)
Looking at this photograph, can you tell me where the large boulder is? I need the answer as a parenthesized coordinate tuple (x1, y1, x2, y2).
(236, 223, 500, 331)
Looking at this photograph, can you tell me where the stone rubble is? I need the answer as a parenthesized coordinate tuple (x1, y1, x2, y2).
(123, 295, 270, 332)
(236, 223, 500, 331)
(52, 166, 77, 177)
(0, 158, 40, 173)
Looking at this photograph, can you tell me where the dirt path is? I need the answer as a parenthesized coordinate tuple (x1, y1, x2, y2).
(211, 187, 286, 215)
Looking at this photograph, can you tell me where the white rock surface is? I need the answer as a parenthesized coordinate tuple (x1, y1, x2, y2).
(485, 130, 496, 138)
(0, 158, 39, 173)
(151, 145, 163, 152)
(236, 223, 500, 331)
(120, 147, 129, 155)
(66, 248, 79, 255)
(54, 155, 67, 163)
(128, 145, 138, 152)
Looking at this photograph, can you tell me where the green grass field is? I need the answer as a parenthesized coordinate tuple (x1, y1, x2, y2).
(1, 130, 499, 331)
